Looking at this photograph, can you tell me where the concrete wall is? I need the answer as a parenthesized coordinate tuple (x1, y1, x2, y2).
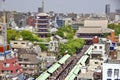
(92, 43, 105, 55)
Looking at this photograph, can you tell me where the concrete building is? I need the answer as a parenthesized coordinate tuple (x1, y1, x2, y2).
(27, 16, 35, 27)
(116, 9, 120, 14)
(11, 40, 33, 49)
(64, 18, 72, 25)
(105, 4, 110, 15)
(10, 40, 42, 76)
(89, 43, 106, 71)
(48, 39, 59, 52)
(103, 60, 120, 80)
(38, 7, 43, 13)
(17, 48, 41, 75)
(36, 13, 50, 38)
(0, 23, 24, 80)
(10, 40, 41, 57)
(56, 16, 65, 28)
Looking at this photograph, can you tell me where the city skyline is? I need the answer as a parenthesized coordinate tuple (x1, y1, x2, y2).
(0, 0, 119, 13)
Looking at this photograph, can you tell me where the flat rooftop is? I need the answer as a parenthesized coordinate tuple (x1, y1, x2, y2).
(77, 70, 94, 79)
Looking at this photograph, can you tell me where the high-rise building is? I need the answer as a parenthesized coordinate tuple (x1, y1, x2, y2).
(38, 0, 44, 13)
(116, 9, 120, 14)
(38, 7, 43, 13)
(105, 4, 110, 15)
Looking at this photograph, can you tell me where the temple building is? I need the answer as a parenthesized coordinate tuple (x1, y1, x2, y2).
(76, 18, 113, 45)
(35, 13, 50, 38)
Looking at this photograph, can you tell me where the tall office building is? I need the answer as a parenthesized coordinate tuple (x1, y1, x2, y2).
(116, 9, 120, 14)
(38, 7, 43, 13)
(105, 4, 110, 15)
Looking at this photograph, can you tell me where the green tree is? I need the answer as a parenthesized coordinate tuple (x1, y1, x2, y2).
(38, 43, 48, 51)
(7, 29, 20, 43)
(56, 25, 74, 39)
(59, 38, 84, 55)
(108, 24, 120, 36)
(20, 30, 34, 41)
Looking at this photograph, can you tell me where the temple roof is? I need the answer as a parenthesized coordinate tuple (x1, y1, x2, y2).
(76, 26, 113, 34)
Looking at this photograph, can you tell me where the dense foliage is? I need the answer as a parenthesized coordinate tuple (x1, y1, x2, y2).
(38, 43, 48, 51)
(7, 29, 20, 43)
(59, 38, 85, 55)
(108, 24, 120, 36)
(56, 25, 74, 39)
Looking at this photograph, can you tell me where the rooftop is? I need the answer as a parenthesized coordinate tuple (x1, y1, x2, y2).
(76, 27, 113, 34)
(37, 13, 49, 16)
(105, 60, 120, 64)
(77, 70, 94, 79)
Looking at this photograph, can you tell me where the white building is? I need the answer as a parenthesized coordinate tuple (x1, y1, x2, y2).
(63, 18, 73, 25)
(89, 43, 106, 71)
(48, 40, 58, 52)
(103, 60, 120, 80)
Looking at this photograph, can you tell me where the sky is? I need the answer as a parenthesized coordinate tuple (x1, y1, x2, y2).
(0, 0, 119, 13)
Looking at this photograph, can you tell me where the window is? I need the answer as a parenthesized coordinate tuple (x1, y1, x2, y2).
(21, 43, 25, 44)
(99, 46, 102, 49)
(14, 42, 17, 44)
(25, 64, 27, 67)
(107, 69, 112, 77)
(11, 70, 13, 73)
(95, 62, 98, 64)
(3, 63, 10, 67)
(114, 69, 119, 78)
(94, 46, 97, 49)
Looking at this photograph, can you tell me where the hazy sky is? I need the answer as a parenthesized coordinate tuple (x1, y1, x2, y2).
(0, 0, 119, 13)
